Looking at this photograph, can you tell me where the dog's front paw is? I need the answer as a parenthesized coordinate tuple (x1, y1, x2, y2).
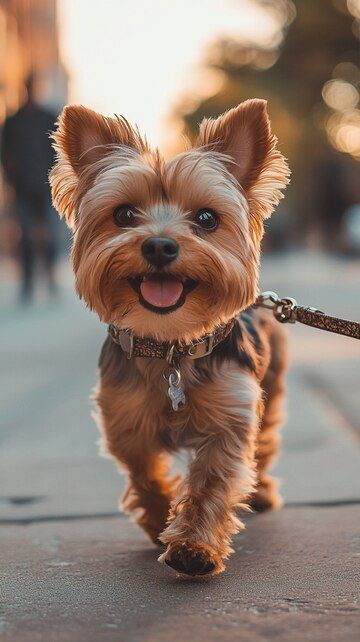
(159, 541, 224, 576)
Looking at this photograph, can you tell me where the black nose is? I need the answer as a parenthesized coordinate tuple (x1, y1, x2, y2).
(141, 236, 179, 267)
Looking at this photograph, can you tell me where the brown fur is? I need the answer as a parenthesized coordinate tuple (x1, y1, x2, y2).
(50, 99, 290, 576)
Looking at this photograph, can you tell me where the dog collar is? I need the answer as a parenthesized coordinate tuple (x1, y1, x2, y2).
(108, 318, 235, 363)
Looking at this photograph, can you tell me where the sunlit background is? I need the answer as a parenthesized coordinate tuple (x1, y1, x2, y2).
(58, 0, 287, 147)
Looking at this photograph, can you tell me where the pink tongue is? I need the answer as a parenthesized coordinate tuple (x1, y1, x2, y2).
(140, 278, 183, 308)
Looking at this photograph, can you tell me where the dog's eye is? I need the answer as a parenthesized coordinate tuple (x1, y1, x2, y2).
(113, 205, 138, 228)
(194, 209, 219, 232)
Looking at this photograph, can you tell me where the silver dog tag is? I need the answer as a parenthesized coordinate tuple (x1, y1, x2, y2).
(167, 370, 186, 411)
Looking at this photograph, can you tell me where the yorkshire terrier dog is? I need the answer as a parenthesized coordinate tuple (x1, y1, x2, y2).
(50, 99, 289, 576)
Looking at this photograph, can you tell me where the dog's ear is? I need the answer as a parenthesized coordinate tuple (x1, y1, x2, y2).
(196, 99, 290, 218)
(53, 104, 142, 174)
(50, 105, 143, 229)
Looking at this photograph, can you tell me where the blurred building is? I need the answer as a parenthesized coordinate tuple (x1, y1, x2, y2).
(0, 0, 68, 212)
(0, 0, 68, 112)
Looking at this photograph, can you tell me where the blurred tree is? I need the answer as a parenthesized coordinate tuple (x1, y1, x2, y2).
(168, 0, 360, 247)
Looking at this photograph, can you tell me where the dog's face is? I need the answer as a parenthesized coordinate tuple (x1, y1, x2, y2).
(50, 101, 289, 341)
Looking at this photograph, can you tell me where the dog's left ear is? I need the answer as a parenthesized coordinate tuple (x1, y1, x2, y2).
(196, 99, 290, 218)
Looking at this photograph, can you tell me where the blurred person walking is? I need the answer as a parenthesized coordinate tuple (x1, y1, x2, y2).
(0, 74, 58, 303)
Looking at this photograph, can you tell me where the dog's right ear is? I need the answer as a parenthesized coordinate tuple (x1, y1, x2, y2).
(50, 105, 143, 229)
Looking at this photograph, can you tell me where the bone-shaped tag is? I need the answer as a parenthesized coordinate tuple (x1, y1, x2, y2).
(168, 375, 186, 411)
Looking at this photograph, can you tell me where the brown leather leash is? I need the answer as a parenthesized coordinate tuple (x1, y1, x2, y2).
(255, 291, 360, 340)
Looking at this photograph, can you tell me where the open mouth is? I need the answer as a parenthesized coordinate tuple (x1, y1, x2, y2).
(128, 274, 198, 314)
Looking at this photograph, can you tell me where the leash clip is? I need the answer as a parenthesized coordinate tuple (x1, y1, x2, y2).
(255, 291, 298, 323)
(255, 291, 281, 310)
(274, 297, 298, 324)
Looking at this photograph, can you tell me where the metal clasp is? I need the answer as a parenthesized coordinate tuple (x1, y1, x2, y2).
(274, 297, 298, 323)
(166, 343, 176, 365)
(187, 333, 214, 359)
(255, 291, 281, 310)
(255, 291, 298, 324)
(117, 329, 134, 358)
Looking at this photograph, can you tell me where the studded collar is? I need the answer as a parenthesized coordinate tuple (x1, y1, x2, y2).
(108, 318, 236, 364)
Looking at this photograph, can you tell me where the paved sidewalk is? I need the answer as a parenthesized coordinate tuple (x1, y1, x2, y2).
(2, 507, 359, 642)
(0, 252, 359, 641)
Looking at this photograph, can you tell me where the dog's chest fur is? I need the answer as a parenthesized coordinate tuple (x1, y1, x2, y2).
(96, 309, 271, 452)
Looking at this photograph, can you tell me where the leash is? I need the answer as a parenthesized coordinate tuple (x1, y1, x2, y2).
(255, 291, 360, 340)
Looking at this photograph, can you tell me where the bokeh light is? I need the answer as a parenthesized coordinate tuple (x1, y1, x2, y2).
(326, 109, 360, 158)
(322, 78, 359, 111)
(347, 0, 360, 18)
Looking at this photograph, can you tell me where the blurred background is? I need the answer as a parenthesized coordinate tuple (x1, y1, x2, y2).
(0, 1, 359, 522)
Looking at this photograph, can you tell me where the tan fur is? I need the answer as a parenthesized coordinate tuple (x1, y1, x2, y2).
(50, 100, 289, 576)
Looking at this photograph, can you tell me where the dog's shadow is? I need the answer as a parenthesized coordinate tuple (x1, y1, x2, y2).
(107, 545, 225, 633)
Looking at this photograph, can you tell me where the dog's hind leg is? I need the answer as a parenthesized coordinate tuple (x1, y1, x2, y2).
(251, 323, 287, 512)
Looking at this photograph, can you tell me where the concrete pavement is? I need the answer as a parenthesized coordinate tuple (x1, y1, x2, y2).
(1, 507, 359, 642)
(0, 251, 359, 640)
